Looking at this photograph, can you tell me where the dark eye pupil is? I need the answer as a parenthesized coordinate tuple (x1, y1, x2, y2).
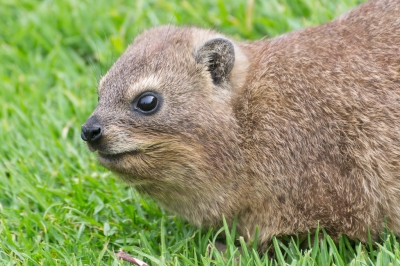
(137, 95, 158, 112)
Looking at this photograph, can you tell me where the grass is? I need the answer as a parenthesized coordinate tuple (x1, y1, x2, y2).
(1, 0, 399, 265)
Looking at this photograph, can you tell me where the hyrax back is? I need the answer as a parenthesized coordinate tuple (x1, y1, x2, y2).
(82, 0, 400, 250)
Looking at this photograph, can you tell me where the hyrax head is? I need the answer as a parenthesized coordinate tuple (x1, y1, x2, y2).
(82, 26, 245, 192)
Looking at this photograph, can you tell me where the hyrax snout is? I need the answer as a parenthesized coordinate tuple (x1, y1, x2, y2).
(82, 0, 400, 250)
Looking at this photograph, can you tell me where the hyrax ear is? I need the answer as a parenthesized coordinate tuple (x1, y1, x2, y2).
(195, 38, 235, 84)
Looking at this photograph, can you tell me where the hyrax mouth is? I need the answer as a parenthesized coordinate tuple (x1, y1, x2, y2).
(96, 149, 143, 176)
(97, 150, 140, 160)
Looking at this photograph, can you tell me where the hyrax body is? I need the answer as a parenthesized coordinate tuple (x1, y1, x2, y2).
(82, 0, 400, 250)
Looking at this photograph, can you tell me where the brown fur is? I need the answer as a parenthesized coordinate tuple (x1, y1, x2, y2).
(83, 0, 400, 251)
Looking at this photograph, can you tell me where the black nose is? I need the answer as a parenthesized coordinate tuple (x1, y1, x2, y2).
(81, 125, 102, 142)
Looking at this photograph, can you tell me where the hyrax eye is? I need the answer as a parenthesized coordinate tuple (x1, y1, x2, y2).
(133, 92, 160, 114)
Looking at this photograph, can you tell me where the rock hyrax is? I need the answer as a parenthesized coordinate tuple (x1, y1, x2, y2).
(82, 0, 400, 250)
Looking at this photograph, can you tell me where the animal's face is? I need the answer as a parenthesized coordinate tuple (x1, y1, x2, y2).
(81, 26, 240, 186)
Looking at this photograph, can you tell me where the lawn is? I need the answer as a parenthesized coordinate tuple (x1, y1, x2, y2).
(1, 0, 400, 265)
